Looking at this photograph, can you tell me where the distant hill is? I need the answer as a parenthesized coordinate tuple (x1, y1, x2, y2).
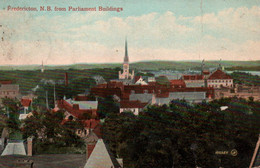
(0, 60, 259, 71)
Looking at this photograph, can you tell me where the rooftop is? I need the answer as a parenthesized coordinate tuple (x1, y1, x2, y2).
(208, 69, 232, 80)
(66, 99, 98, 110)
(0, 154, 86, 168)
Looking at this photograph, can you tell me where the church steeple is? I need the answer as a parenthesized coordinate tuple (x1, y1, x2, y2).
(124, 38, 129, 63)
(119, 38, 134, 80)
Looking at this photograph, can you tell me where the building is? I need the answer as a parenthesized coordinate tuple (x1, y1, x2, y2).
(120, 100, 148, 115)
(76, 119, 101, 139)
(0, 84, 20, 100)
(207, 69, 233, 88)
(118, 39, 134, 80)
(214, 84, 260, 101)
(170, 79, 186, 88)
(181, 74, 205, 88)
(134, 76, 148, 85)
(21, 98, 32, 114)
(58, 99, 98, 120)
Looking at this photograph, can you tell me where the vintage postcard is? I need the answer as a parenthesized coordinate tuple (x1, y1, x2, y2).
(0, 0, 259, 168)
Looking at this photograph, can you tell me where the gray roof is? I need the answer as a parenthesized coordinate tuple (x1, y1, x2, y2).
(66, 99, 98, 110)
(185, 82, 205, 87)
(0, 84, 19, 91)
(1, 128, 9, 139)
(156, 92, 206, 104)
(84, 139, 121, 168)
(85, 131, 99, 144)
(130, 93, 153, 103)
(1, 140, 26, 156)
(0, 154, 86, 168)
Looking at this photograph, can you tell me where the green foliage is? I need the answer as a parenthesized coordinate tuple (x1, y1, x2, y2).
(230, 71, 260, 86)
(22, 110, 85, 154)
(97, 96, 120, 119)
(155, 76, 171, 86)
(135, 72, 154, 77)
(1, 98, 21, 135)
(102, 98, 260, 168)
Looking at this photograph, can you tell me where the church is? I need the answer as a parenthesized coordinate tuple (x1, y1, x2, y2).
(118, 39, 135, 81)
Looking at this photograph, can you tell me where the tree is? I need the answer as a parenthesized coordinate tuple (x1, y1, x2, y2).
(102, 98, 260, 168)
(22, 110, 85, 153)
(97, 95, 120, 118)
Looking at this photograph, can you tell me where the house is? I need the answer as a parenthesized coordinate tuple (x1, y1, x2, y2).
(170, 79, 186, 88)
(76, 119, 101, 139)
(0, 84, 20, 99)
(207, 69, 233, 88)
(84, 139, 122, 168)
(58, 99, 98, 120)
(134, 76, 148, 85)
(181, 74, 205, 87)
(21, 98, 32, 114)
(120, 100, 148, 115)
(156, 92, 207, 104)
(214, 84, 260, 101)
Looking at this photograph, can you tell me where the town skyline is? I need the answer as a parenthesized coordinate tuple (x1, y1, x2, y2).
(0, 0, 259, 65)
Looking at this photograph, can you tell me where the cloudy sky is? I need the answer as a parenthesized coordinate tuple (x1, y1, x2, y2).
(0, 0, 259, 65)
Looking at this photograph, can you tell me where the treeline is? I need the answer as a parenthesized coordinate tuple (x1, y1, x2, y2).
(0, 68, 119, 94)
(102, 98, 260, 168)
(226, 66, 260, 71)
(231, 72, 260, 86)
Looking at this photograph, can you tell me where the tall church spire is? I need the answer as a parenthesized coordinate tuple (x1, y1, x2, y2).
(124, 38, 129, 63)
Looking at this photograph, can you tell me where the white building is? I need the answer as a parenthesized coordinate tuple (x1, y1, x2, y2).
(207, 69, 233, 88)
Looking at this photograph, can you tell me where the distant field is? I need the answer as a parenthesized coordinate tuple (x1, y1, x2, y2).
(0, 60, 259, 71)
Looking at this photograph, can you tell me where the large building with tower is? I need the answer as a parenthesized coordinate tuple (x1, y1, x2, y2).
(118, 39, 134, 80)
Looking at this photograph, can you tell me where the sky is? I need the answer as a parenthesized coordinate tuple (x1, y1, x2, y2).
(0, 0, 260, 65)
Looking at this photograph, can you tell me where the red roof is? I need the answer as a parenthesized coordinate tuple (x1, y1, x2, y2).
(120, 100, 147, 108)
(134, 76, 142, 83)
(182, 75, 204, 80)
(0, 80, 12, 84)
(75, 95, 89, 101)
(170, 80, 186, 88)
(57, 100, 97, 120)
(83, 119, 102, 138)
(83, 119, 100, 129)
(156, 92, 169, 98)
(21, 99, 32, 107)
(208, 69, 232, 80)
(202, 70, 210, 75)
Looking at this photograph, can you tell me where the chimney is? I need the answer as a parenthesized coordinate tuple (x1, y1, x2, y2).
(65, 72, 68, 86)
(27, 137, 33, 156)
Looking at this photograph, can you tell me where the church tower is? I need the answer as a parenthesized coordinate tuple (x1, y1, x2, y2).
(41, 61, 44, 73)
(119, 38, 134, 80)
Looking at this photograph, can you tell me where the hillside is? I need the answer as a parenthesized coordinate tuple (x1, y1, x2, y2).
(0, 60, 259, 71)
